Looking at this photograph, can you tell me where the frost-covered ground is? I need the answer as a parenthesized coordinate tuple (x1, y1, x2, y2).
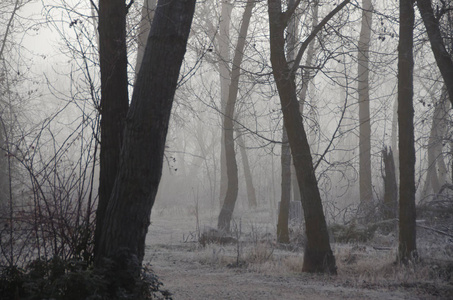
(144, 207, 453, 299)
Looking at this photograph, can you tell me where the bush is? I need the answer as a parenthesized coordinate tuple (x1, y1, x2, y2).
(0, 257, 171, 299)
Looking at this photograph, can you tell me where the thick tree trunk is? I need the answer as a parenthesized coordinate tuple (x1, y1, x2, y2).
(277, 128, 291, 243)
(217, 0, 255, 232)
(268, 0, 349, 274)
(94, 0, 129, 259)
(416, 0, 453, 105)
(398, 0, 417, 263)
(94, 0, 196, 279)
(358, 0, 373, 209)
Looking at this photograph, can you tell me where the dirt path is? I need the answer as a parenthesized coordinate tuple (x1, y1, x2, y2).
(144, 210, 448, 299)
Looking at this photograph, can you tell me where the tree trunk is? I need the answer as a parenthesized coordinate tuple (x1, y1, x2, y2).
(416, 0, 453, 105)
(277, 128, 291, 243)
(135, 0, 157, 78)
(422, 88, 449, 196)
(217, 0, 233, 206)
(217, 0, 255, 232)
(358, 0, 373, 209)
(267, 0, 349, 274)
(277, 0, 296, 243)
(237, 131, 258, 208)
(398, 0, 417, 263)
(94, 0, 196, 281)
(94, 0, 129, 259)
(382, 147, 397, 220)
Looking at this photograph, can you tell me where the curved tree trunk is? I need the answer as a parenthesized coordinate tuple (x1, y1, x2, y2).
(94, 0, 196, 280)
(217, 0, 255, 231)
(268, 0, 349, 274)
(416, 0, 453, 105)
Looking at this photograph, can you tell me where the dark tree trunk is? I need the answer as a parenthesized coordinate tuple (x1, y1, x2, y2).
(217, 0, 255, 232)
(382, 147, 397, 220)
(94, 0, 196, 280)
(277, 128, 291, 244)
(398, 0, 417, 263)
(267, 0, 349, 274)
(416, 0, 453, 105)
(94, 0, 129, 258)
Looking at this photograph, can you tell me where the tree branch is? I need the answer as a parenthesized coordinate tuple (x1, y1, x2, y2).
(289, 0, 350, 78)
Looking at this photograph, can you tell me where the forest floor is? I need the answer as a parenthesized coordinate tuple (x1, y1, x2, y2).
(144, 207, 453, 299)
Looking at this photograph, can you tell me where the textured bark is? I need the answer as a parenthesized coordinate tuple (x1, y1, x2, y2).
(217, 0, 233, 206)
(267, 0, 349, 274)
(95, 0, 196, 273)
(293, 0, 318, 205)
(237, 132, 257, 208)
(277, 128, 291, 244)
(416, 0, 453, 105)
(94, 0, 129, 259)
(358, 0, 373, 207)
(217, 0, 255, 231)
(277, 0, 296, 243)
(398, 0, 417, 263)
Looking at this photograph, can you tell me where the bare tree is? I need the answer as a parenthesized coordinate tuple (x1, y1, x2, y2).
(268, 0, 351, 273)
(358, 0, 373, 209)
(398, 0, 417, 263)
(94, 0, 196, 285)
(94, 0, 129, 258)
(218, 0, 255, 231)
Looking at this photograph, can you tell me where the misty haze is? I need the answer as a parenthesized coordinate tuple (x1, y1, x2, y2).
(1, 0, 453, 299)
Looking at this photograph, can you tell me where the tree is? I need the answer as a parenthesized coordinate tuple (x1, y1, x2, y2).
(267, 0, 350, 273)
(135, 0, 157, 77)
(217, 0, 233, 206)
(416, 0, 453, 105)
(358, 0, 373, 209)
(217, 0, 255, 231)
(398, 0, 417, 263)
(94, 0, 196, 283)
(94, 0, 129, 258)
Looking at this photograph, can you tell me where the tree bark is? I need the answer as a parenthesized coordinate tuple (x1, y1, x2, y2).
(382, 147, 397, 220)
(218, 0, 255, 231)
(358, 0, 373, 209)
(94, 0, 129, 259)
(237, 131, 258, 208)
(277, 128, 291, 243)
(398, 0, 417, 263)
(416, 0, 453, 105)
(135, 0, 157, 78)
(94, 0, 196, 278)
(217, 0, 233, 206)
(268, 0, 349, 274)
